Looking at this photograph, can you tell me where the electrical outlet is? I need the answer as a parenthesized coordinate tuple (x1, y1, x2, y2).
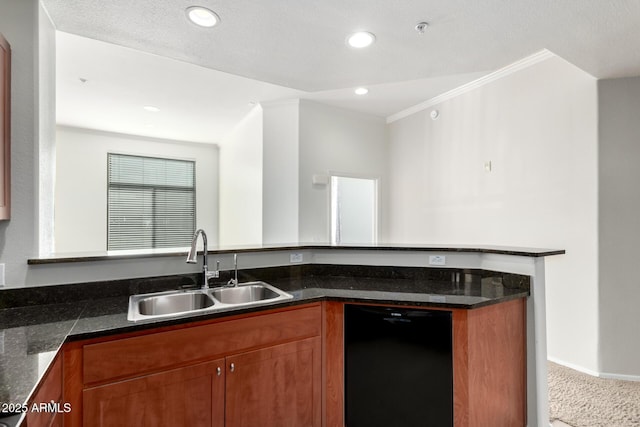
(428, 255, 446, 266)
(0, 263, 4, 286)
(290, 253, 303, 263)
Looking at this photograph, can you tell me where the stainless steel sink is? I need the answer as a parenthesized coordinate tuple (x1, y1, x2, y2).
(127, 281, 293, 321)
(211, 282, 280, 304)
(128, 290, 215, 321)
(138, 291, 215, 315)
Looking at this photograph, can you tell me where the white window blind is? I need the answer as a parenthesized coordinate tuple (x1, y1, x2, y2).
(107, 153, 196, 250)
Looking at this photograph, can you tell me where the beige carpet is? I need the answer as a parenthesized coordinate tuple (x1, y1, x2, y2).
(549, 361, 640, 426)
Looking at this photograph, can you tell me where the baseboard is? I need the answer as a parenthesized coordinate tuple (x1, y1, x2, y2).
(598, 371, 640, 382)
(548, 357, 601, 377)
(548, 357, 640, 381)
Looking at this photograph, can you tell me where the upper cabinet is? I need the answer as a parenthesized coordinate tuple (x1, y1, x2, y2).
(0, 32, 10, 220)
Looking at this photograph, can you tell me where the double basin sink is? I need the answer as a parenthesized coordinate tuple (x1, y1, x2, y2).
(127, 281, 293, 321)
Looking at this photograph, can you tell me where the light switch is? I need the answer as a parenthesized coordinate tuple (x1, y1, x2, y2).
(290, 253, 303, 263)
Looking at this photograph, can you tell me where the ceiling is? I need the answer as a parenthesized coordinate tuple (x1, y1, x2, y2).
(44, 0, 640, 143)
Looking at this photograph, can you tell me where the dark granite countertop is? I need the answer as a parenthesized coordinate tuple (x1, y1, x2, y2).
(0, 265, 529, 419)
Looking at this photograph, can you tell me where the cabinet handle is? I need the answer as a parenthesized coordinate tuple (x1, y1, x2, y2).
(216, 366, 221, 376)
(230, 362, 235, 373)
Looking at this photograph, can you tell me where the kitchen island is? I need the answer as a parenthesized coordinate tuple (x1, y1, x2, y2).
(1, 244, 563, 426)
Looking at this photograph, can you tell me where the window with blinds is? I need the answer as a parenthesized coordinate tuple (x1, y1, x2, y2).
(107, 153, 196, 250)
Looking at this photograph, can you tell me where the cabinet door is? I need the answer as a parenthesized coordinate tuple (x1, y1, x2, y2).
(0, 32, 10, 221)
(226, 337, 321, 427)
(48, 413, 63, 427)
(26, 355, 62, 427)
(83, 359, 225, 427)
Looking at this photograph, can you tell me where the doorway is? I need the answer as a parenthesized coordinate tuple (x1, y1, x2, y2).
(330, 175, 377, 245)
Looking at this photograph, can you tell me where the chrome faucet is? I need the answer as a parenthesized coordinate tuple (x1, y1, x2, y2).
(227, 253, 238, 287)
(186, 229, 219, 289)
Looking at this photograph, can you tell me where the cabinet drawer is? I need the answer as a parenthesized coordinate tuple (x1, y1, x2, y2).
(84, 304, 321, 384)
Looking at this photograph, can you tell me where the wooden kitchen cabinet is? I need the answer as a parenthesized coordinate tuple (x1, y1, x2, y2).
(48, 413, 62, 427)
(81, 338, 322, 427)
(62, 298, 524, 426)
(83, 359, 225, 427)
(225, 337, 321, 427)
(64, 303, 322, 427)
(324, 299, 527, 427)
(24, 354, 62, 427)
(453, 298, 526, 426)
(0, 32, 10, 220)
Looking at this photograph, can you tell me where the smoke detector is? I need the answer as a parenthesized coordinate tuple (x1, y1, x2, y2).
(415, 22, 429, 34)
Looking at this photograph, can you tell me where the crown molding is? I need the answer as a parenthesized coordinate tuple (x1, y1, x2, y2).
(386, 49, 555, 124)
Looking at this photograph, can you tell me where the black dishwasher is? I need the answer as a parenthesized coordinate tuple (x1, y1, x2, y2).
(345, 305, 453, 427)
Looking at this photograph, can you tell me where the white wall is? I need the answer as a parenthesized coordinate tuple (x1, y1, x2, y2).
(0, 0, 39, 285)
(387, 56, 600, 373)
(221, 100, 388, 246)
(261, 100, 299, 244)
(298, 100, 388, 243)
(219, 106, 263, 246)
(598, 76, 640, 378)
(54, 126, 219, 253)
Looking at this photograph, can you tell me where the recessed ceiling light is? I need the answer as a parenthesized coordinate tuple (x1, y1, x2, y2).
(354, 87, 369, 95)
(143, 105, 160, 113)
(347, 31, 376, 48)
(186, 6, 220, 28)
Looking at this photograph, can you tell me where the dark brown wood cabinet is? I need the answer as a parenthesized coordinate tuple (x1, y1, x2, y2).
(83, 359, 225, 427)
(82, 339, 323, 427)
(225, 337, 321, 427)
(48, 413, 62, 427)
(64, 304, 322, 427)
(0, 32, 10, 220)
(453, 298, 526, 426)
(62, 299, 524, 427)
(24, 354, 63, 427)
